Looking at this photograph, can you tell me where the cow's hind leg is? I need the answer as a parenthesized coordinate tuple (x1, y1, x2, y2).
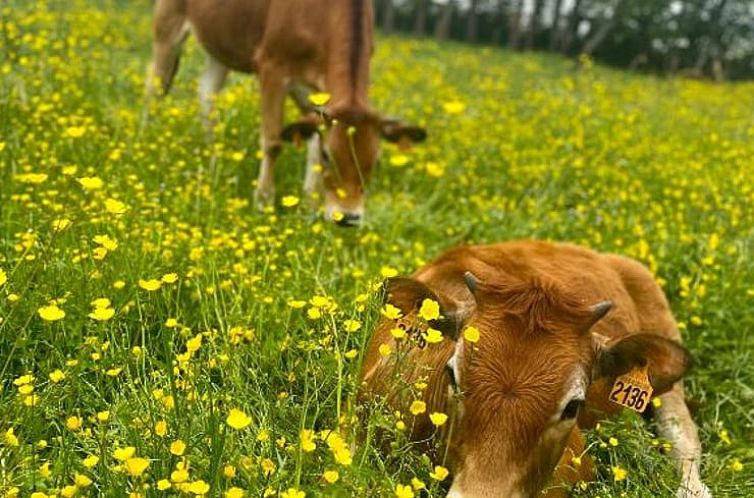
(198, 54, 229, 135)
(255, 62, 287, 210)
(656, 383, 712, 498)
(147, 0, 190, 96)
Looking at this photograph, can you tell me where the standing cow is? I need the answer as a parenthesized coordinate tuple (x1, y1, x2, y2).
(360, 240, 711, 498)
(147, 0, 426, 225)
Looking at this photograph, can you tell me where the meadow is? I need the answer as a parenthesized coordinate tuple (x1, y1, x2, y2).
(1, 0, 753, 496)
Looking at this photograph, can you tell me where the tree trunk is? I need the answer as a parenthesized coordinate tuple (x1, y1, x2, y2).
(508, 0, 524, 50)
(491, 0, 507, 45)
(560, 0, 583, 54)
(580, 0, 627, 57)
(549, 0, 565, 50)
(414, 0, 429, 36)
(524, 0, 545, 50)
(382, 0, 395, 34)
(434, 0, 455, 41)
(466, 0, 479, 43)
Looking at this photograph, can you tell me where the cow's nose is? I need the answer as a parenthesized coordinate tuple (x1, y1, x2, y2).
(334, 212, 362, 227)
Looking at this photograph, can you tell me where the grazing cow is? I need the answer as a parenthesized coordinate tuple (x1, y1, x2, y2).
(147, 0, 426, 225)
(360, 241, 711, 498)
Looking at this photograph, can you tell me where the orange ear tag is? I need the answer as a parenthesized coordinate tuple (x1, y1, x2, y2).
(609, 365, 653, 413)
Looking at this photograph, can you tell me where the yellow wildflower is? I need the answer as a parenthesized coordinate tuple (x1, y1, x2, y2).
(409, 400, 426, 415)
(38, 304, 65, 321)
(419, 298, 440, 321)
(429, 412, 448, 426)
(124, 457, 150, 477)
(429, 465, 449, 481)
(226, 409, 252, 430)
(463, 325, 480, 343)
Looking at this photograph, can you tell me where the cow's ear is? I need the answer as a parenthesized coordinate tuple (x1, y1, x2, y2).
(281, 118, 320, 147)
(593, 333, 692, 395)
(379, 118, 427, 151)
(382, 277, 463, 340)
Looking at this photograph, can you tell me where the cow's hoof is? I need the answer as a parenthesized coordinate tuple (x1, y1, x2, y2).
(676, 482, 712, 498)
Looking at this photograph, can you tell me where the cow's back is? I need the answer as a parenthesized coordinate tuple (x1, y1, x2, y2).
(413, 241, 654, 341)
(187, 0, 270, 72)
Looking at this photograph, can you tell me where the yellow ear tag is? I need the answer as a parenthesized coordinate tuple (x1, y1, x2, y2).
(609, 365, 653, 413)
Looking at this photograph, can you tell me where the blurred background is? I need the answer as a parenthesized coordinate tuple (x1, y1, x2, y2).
(374, 0, 754, 81)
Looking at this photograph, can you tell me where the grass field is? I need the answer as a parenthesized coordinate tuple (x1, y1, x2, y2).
(1, 1, 754, 497)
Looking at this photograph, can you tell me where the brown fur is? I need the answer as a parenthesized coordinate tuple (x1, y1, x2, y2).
(360, 240, 706, 498)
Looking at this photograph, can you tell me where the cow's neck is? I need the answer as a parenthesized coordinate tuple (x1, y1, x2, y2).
(325, 0, 372, 112)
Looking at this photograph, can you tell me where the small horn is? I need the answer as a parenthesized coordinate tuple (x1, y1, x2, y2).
(464, 271, 479, 295)
(590, 300, 613, 321)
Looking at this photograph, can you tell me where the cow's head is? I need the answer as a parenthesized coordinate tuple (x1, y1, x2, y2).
(282, 105, 426, 226)
(384, 273, 691, 498)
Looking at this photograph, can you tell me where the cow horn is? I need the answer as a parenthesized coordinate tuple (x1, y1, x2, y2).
(464, 271, 479, 295)
(590, 300, 613, 321)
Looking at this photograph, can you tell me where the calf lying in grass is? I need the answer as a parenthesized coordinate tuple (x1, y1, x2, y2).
(360, 240, 710, 498)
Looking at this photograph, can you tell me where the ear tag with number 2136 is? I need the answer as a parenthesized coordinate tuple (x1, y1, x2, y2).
(609, 365, 653, 413)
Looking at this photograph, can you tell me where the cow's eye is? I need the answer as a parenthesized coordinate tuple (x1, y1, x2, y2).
(561, 399, 583, 420)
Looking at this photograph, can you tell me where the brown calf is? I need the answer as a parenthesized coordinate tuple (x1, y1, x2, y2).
(147, 0, 426, 225)
(360, 240, 711, 498)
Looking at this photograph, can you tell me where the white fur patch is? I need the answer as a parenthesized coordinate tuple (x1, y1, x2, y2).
(552, 366, 588, 423)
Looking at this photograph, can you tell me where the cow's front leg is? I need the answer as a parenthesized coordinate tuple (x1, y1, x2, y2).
(303, 133, 324, 204)
(655, 383, 712, 498)
(255, 63, 286, 210)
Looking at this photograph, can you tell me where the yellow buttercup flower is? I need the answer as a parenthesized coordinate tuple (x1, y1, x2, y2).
(308, 92, 330, 106)
(170, 439, 186, 456)
(300, 429, 316, 452)
(611, 465, 627, 481)
(429, 412, 448, 426)
(124, 457, 150, 477)
(113, 446, 136, 461)
(77, 176, 103, 189)
(463, 325, 480, 343)
(38, 304, 65, 321)
(381, 303, 403, 320)
(225, 488, 244, 498)
(395, 484, 414, 498)
(280, 488, 305, 498)
(138, 279, 162, 291)
(429, 465, 449, 481)
(188, 480, 210, 495)
(423, 328, 443, 344)
(49, 369, 66, 383)
(442, 100, 465, 114)
(89, 306, 115, 321)
(66, 416, 82, 431)
(281, 195, 299, 207)
(104, 198, 128, 214)
(409, 400, 426, 415)
(226, 409, 251, 430)
(418, 298, 440, 321)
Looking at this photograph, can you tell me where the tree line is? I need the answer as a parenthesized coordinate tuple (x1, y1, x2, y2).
(376, 0, 754, 81)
